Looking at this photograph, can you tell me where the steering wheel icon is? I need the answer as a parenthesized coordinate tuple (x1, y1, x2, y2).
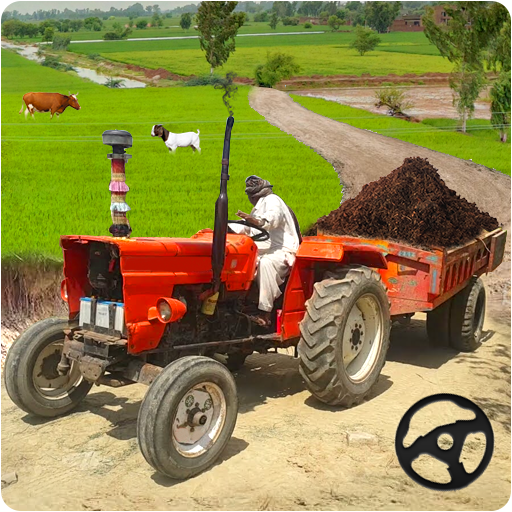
(395, 394, 494, 490)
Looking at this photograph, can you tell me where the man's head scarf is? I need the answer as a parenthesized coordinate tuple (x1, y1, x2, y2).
(245, 175, 273, 202)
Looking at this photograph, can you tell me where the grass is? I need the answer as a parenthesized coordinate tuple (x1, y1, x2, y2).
(68, 31, 450, 78)
(291, 95, 511, 175)
(1, 50, 340, 260)
(8, 20, 338, 43)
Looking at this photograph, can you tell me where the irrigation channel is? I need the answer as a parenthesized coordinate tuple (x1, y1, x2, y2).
(1, 41, 146, 88)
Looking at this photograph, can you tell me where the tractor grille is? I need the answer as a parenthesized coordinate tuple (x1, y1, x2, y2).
(79, 297, 126, 336)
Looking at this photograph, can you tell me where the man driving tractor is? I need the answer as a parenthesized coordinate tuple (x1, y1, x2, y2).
(232, 175, 302, 326)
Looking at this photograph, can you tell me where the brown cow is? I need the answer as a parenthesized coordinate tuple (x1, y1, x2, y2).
(19, 92, 81, 119)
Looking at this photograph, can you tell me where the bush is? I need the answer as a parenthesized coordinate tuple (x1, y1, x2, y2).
(282, 16, 299, 26)
(52, 33, 71, 50)
(103, 31, 122, 40)
(88, 53, 102, 60)
(41, 55, 75, 72)
(255, 52, 301, 88)
(136, 19, 148, 29)
(185, 74, 225, 86)
(105, 77, 125, 88)
(304, 22, 313, 29)
(374, 86, 413, 117)
(253, 11, 268, 22)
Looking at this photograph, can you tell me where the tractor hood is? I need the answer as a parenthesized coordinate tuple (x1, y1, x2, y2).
(60, 230, 258, 350)
(62, 231, 216, 258)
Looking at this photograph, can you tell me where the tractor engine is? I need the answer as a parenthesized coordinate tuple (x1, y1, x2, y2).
(87, 241, 123, 301)
(160, 286, 253, 350)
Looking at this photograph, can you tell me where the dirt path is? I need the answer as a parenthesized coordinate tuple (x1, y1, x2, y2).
(2, 313, 510, 511)
(2, 87, 510, 511)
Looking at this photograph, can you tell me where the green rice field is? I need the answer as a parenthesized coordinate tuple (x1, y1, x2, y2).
(291, 95, 511, 175)
(68, 31, 448, 77)
(1, 50, 340, 260)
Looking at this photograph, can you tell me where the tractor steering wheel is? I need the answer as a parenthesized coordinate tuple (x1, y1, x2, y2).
(227, 220, 270, 242)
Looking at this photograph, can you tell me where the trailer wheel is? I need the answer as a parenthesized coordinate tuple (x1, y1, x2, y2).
(3, 318, 92, 417)
(298, 266, 391, 407)
(426, 298, 453, 347)
(137, 356, 238, 480)
(449, 277, 486, 352)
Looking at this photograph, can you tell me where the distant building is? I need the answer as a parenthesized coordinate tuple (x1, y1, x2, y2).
(390, 13, 423, 32)
(391, 4, 454, 32)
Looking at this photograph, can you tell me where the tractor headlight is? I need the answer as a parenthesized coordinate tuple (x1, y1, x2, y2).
(157, 300, 172, 322)
(151, 297, 187, 324)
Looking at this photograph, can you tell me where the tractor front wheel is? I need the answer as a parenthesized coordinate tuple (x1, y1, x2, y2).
(298, 266, 391, 407)
(137, 356, 238, 480)
(4, 318, 92, 417)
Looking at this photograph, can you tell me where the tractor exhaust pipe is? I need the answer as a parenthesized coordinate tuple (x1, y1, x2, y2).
(211, 116, 234, 294)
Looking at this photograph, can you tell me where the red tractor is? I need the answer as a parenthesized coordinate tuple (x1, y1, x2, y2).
(5, 118, 506, 480)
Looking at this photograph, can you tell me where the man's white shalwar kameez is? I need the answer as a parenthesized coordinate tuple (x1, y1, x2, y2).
(231, 194, 300, 312)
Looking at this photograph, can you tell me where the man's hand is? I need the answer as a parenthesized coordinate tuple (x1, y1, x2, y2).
(236, 210, 263, 227)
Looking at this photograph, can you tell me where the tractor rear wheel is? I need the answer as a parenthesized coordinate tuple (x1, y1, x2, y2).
(4, 318, 92, 417)
(137, 356, 238, 480)
(449, 277, 486, 352)
(298, 266, 391, 407)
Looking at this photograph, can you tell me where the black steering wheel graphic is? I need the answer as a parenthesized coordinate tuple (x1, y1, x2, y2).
(395, 394, 494, 490)
(227, 219, 270, 242)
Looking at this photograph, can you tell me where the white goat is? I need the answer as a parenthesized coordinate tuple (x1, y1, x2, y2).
(151, 124, 201, 153)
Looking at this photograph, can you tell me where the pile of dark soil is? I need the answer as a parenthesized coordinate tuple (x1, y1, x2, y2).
(315, 157, 499, 248)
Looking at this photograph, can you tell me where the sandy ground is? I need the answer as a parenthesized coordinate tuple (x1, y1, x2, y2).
(293, 86, 492, 121)
(2, 87, 511, 511)
(2, 310, 510, 511)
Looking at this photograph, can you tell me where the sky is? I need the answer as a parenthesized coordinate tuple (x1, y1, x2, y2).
(4, 1, 200, 14)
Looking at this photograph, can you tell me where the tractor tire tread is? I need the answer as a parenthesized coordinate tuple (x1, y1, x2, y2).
(298, 266, 390, 407)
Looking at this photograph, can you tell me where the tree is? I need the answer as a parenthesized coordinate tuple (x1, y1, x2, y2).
(151, 13, 163, 27)
(145, 6, 153, 14)
(136, 19, 148, 29)
(269, 10, 279, 30)
(490, 72, 510, 143)
(84, 16, 102, 31)
(328, 15, 342, 31)
(423, 2, 503, 133)
(43, 26, 54, 42)
(25, 23, 39, 38)
(254, 11, 268, 22)
(336, 9, 348, 22)
(364, 1, 400, 33)
(255, 52, 300, 88)
(487, 13, 511, 142)
(196, 2, 245, 75)
(349, 26, 380, 56)
(180, 12, 192, 30)
(1, 20, 19, 38)
(69, 19, 83, 32)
